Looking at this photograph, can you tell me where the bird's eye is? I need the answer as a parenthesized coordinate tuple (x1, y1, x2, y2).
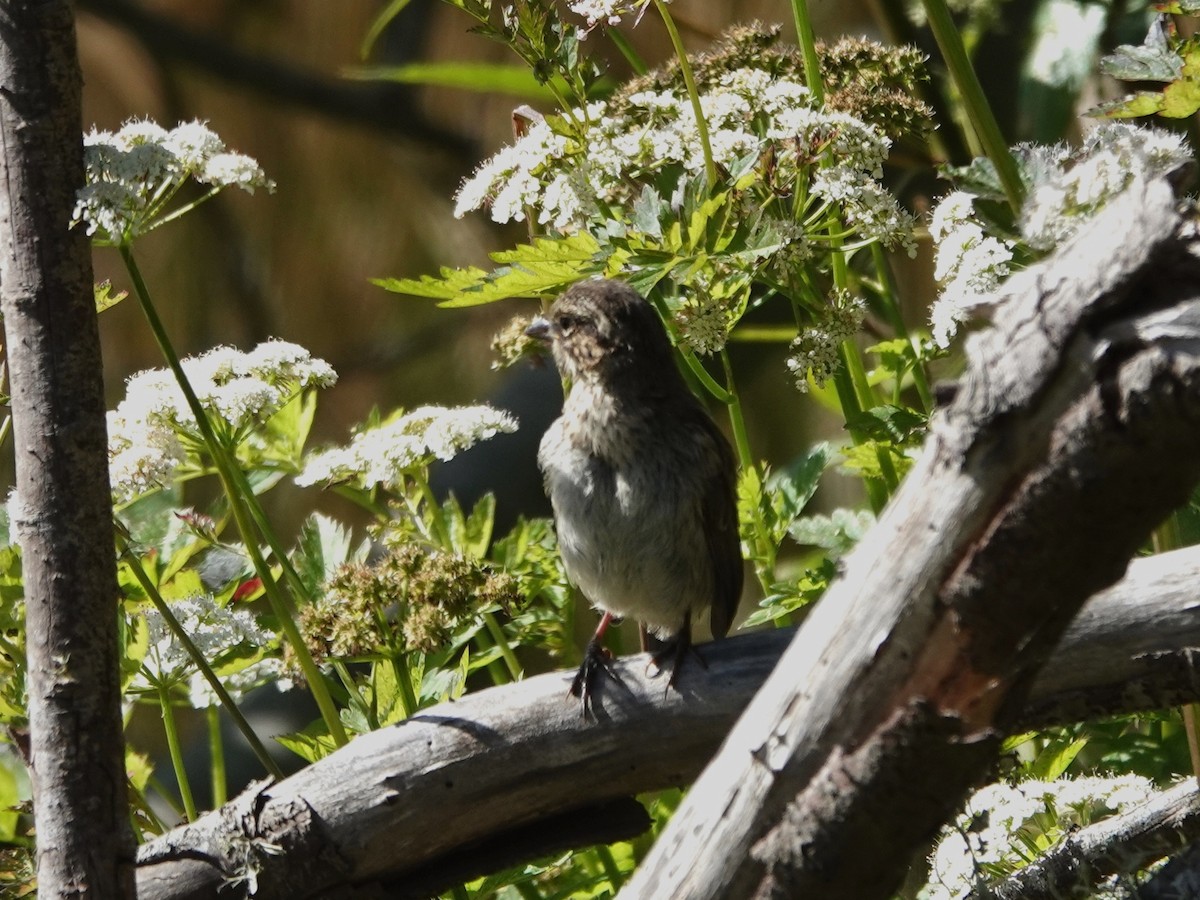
(556, 313, 579, 332)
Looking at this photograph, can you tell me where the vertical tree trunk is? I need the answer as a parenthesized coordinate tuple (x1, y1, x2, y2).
(0, 3, 134, 897)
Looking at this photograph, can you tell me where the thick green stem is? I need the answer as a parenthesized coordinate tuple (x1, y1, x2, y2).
(921, 0, 1024, 212)
(206, 705, 227, 807)
(157, 684, 197, 821)
(121, 245, 348, 747)
(482, 610, 523, 681)
(789, 0, 825, 104)
(122, 547, 285, 779)
(719, 351, 753, 472)
(653, 0, 717, 190)
(391, 654, 419, 719)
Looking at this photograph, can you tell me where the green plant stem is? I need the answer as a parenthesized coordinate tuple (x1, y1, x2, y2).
(482, 610, 523, 681)
(921, 0, 1024, 212)
(146, 773, 186, 819)
(158, 684, 198, 821)
(207, 705, 227, 807)
(596, 843, 625, 890)
(789, 0, 825, 104)
(681, 349, 734, 405)
(391, 654, 419, 719)
(653, 0, 717, 191)
(718, 351, 753, 471)
(121, 244, 348, 747)
(127, 779, 169, 837)
(474, 629, 512, 685)
(607, 27, 648, 75)
(121, 549, 285, 779)
(720, 353, 774, 596)
(870, 244, 933, 412)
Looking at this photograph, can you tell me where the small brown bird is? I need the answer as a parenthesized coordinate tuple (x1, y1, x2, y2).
(526, 279, 743, 714)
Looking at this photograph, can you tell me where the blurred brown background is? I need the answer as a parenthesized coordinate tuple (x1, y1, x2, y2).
(69, 0, 910, 533)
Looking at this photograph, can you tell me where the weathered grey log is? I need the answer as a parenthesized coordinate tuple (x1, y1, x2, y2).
(133, 541, 1200, 899)
(623, 178, 1200, 900)
(983, 779, 1200, 900)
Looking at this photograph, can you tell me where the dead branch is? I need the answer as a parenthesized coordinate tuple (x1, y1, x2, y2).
(623, 178, 1200, 900)
(134, 540, 1200, 899)
(983, 780, 1200, 900)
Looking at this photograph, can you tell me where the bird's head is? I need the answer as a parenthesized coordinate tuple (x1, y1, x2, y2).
(525, 279, 676, 386)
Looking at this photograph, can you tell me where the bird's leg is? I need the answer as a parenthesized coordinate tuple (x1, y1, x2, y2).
(644, 612, 705, 688)
(569, 611, 624, 718)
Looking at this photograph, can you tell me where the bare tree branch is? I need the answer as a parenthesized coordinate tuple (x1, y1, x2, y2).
(624, 178, 1200, 900)
(132, 540, 1200, 899)
(0, 1, 134, 895)
(983, 780, 1200, 900)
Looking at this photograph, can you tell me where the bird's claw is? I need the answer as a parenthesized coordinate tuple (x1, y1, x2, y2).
(569, 637, 624, 719)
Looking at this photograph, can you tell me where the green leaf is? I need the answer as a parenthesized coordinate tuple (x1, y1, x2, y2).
(764, 443, 836, 538)
(94, 280, 127, 313)
(789, 508, 875, 556)
(276, 719, 338, 763)
(347, 62, 557, 101)
(360, 0, 414, 59)
(1031, 736, 1089, 781)
(376, 232, 601, 306)
(844, 405, 927, 443)
(293, 513, 357, 596)
(1099, 43, 1182, 83)
(1092, 90, 1170, 118)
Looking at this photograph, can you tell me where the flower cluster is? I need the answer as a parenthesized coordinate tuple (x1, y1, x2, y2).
(920, 774, 1156, 898)
(109, 341, 337, 504)
(74, 118, 275, 244)
(785, 289, 866, 392)
(295, 405, 519, 492)
(927, 191, 1014, 346)
(297, 544, 521, 663)
(566, 0, 659, 29)
(130, 593, 282, 708)
(929, 121, 1191, 345)
(455, 35, 917, 256)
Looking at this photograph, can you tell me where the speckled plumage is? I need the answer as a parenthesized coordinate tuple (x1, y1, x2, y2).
(529, 279, 742, 651)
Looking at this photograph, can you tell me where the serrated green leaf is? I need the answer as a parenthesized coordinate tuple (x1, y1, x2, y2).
(1032, 736, 1089, 780)
(1099, 43, 1182, 82)
(1092, 90, 1169, 118)
(276, 720, 338, 762)
(376, 232, 601, 306)
(789, 508, 875, 556)
(293, 513, 355, 595)
(844, 405, 927, 443)
(940, 156, 1008, 201)
(94, 280, 127, 313)
(1160, 73, 1200, 116)
(764, 443, 835, 539)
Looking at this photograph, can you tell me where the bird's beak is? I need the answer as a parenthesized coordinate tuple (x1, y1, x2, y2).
(525, 316, 551, 342)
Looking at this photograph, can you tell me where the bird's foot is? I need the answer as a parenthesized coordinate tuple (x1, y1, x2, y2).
(645, 629, 708, 689)
(569, 637, 624, 719)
